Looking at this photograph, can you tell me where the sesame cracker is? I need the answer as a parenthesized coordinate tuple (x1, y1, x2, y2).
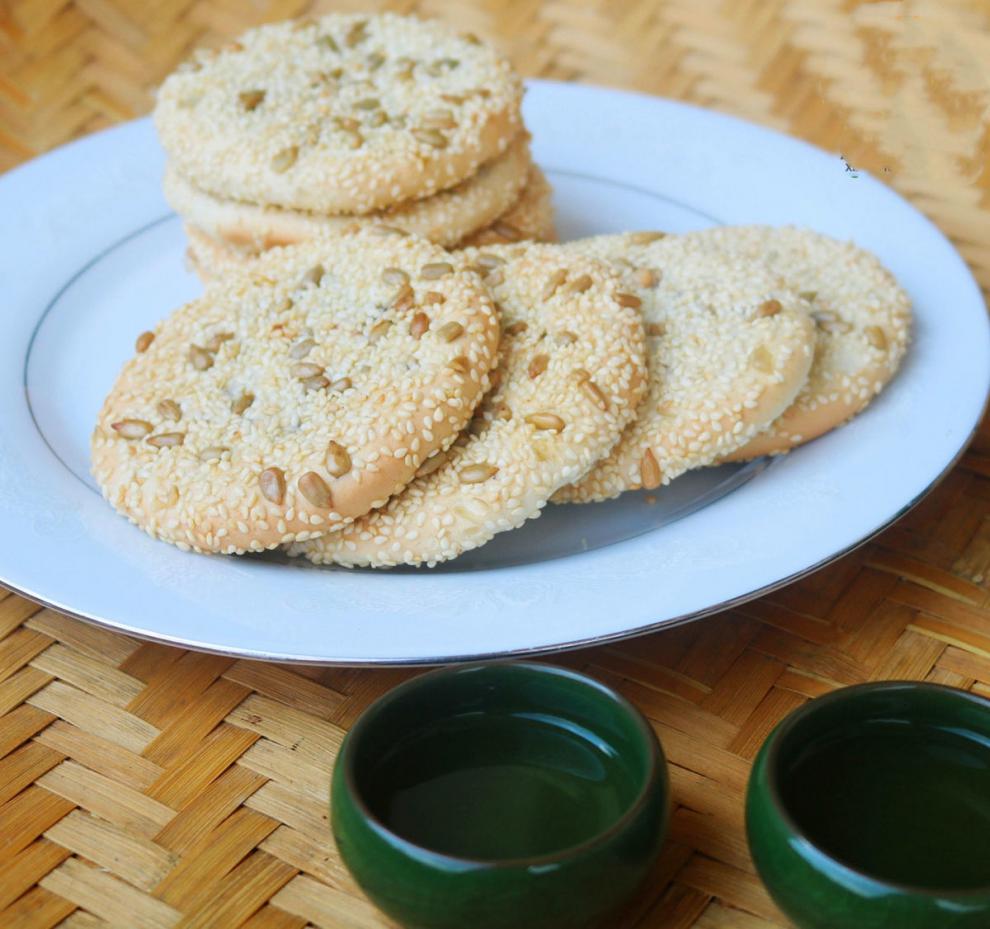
(166, 134, 533, 256)
(154, 13, 524, 214)
(92, 230, 500, 554)
(457, 164, 556, 247)
(683, 226, 912, 460)
(293, 242, 647, 567)
(554, 232, 817, 503)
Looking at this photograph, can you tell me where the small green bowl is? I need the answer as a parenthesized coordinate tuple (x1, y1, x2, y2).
(747, 682, 990, 929)
(331, 661, 669, 929)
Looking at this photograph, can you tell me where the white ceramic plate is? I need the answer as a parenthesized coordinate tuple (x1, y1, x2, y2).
(1, 81, 987, 664)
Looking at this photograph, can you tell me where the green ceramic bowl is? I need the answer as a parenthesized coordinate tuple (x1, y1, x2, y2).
(747, 682, 990, 929)
(332, 661, 669, 929)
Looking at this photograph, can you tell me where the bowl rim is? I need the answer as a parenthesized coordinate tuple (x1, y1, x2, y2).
(759, 679, 990, 899)
(337, 659, 666, 869)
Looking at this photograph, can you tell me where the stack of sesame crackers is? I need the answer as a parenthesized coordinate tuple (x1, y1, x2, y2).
(90, 13, 912, 568)
(155, 13, 555, 281)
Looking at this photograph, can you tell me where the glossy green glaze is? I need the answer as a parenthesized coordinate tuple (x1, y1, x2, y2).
(747, 682, 990, 929)
(332, 662, 669, 929)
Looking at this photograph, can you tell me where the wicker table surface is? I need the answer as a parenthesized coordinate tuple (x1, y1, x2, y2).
(2, 2, 990, 927)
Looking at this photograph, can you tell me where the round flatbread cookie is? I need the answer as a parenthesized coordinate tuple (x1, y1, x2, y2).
(554, 232, 817, 503)
(154, 14, 524, 213)
(458, 165, 556, 247)
(294, 243, 647, 567)
(682, 226, 912, 460)
(165, 134, 532, 252)
(92, 231, 500, 554)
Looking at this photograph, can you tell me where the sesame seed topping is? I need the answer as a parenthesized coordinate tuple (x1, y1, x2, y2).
(410, 313, 430, 339)
(474, 253, 504, 270)
(326, 441, 352, 477)
(112, 419, 152, 439)
(341, 129, 364, 149)
(421, 108, 456, 129)
(528, 354, 549, 379)
(542, 269, 567, 299)
(147, 432, 185, 448)
(271, 146, 299, 173)
(157, 399, 182, 421)
(420, 262, 454, 279)
(615, 292, 642, 309)
(205, 331, 235, 352)
(382, 267, 409, 286)
(460, 463, 498, 484)
(750, 345, 774, 374)
(298, 471, 332, 508)
(680, 226, 911, 461)
(170, 134, 532, 260)
(345, 19, 368, 47)
(525, 412, 565, 432)
(294, 242, 647, 567)
(578, 376, 609, 411)
(391, 284, 414, 312)
(865, 326, 888, 350)
(436, 321, 464, 342)
(415, 451, 447, 477)
(459, 165, 557, 250)
(554, 231, 819, 503)
(259, 467, 286, 504)
(289, 338, 316, 359)
(412, 128, 447, 149)
(369, 319, 392, 341)
(91, 230, 499, 554)
(302, 264, 325, 286)
(154, 13, 524, 214)
(302, 375, 330, 391)
(239, 89, 266, 110)
(291, 362, 325, 379)
(640, 448, 661, 489)
(189, 345, 214, 370)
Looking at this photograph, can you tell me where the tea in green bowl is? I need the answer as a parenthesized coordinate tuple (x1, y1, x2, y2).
(332, 662, 669, 929)
(747, 682, 990, 929)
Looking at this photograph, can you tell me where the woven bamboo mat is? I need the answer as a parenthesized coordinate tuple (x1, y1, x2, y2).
(2, 1, 990, 927)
